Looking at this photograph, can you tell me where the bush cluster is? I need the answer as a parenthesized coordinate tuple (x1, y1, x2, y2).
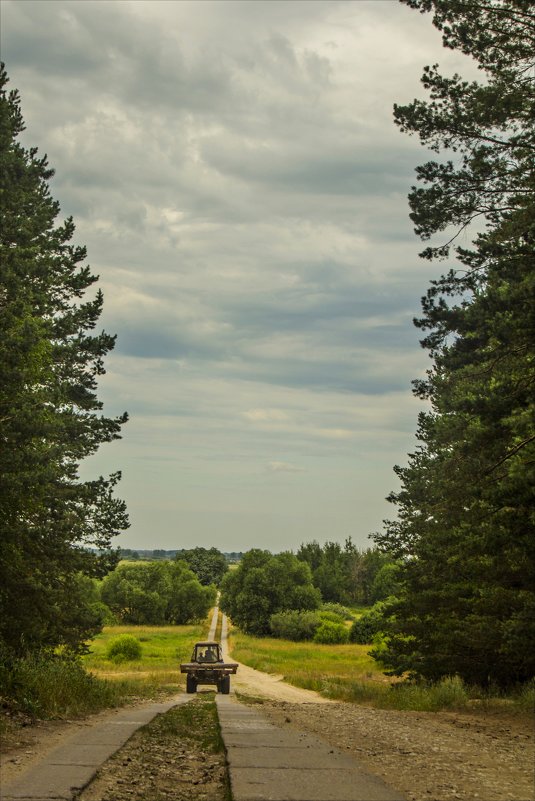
(349, 601, 388, 644)
(320, 602, 355, 621)
(220, 550, 320, 635)
(0, 650, 126, 718)
(269, 610, 321, 641)
(269, 608, 352, 643)
(317, 610, 345, 624)
(106, 635, 143, 663)
(313, 621, 349, 644)
(101, 560, 216, 625)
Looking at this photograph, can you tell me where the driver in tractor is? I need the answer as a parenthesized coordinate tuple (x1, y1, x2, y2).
(199, 645, 218, 663)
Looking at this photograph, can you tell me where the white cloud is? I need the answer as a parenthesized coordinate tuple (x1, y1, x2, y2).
(243, 409, 290, 422)
(267, 461, 306, 473)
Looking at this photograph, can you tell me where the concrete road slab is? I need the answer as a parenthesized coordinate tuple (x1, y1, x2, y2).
(227, 744, 360, 769)
(216, 695, 405, 801)
(229, 767, 403, 801)
(221, 730, 317, 748)
(2, 695, 194, 801)
(40, 743, 122, 765)
(3, 762, 97, 799)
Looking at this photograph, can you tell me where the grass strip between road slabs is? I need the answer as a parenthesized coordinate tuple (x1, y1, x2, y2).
(77, 693, 231, 801)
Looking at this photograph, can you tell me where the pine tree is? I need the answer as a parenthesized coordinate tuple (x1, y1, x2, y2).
(373, 1, 535, 687)
(0, 65, 128, 655)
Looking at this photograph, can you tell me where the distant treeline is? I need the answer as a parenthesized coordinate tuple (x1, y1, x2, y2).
(119, 548, 244, 564)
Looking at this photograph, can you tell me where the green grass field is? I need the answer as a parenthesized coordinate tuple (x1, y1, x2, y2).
(228, 628, 393, 700)
(83, 622, 208, 690)
(0, 618, 214, 732)
(228, 628, 535, 712)
(5, 611, 531, 726)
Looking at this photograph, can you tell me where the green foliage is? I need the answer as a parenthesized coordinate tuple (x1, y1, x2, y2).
(424, 675, 469, 710)
(76, 574, 116, 626)
(313, 621, 349, 645)
(374, 1, 535, 688)
(268, 608, 349, 641)
(318, 610, 345, 624)
(100, 561, 215, 625)
(175, 547, 229, 586)
(296, 539, 349, 603)
(106, 634, 142, 663)
(0, 650, 130, 718)
(0, 66, 128, 657)
(514, 679, 535, 713)
(315, 674, 471, 711)
(220, 549, 321, 635)
(395, 0, 534, 260)
(269, 610, 321, 641)
(297, 540, 399, 605)
(369, 563, 402, 604)
(381, 675, 470, 712)
(349, 601, 390, 645)
(320, 602, 355, 620)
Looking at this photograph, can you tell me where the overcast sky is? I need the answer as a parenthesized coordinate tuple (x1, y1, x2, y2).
(2, 0, 476, 553)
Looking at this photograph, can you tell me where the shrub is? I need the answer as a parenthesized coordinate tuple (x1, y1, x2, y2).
(349, 600, 389, 644)
(368, 631, 390, 663)
(350, 616, 376, 644)
(429, 675, 469, 709)
(106, 635, 142, 663)
(0, 651, 128, 718)
(269, 610, 321, 641)
(92, 600, 117, 625)
(387, 675, 469, 711)
(318, 610, 345, 624)
(369, 562, 402, 603)
(514, 679, 535, 712)
(321, 602, 355, 621)
(313, 621, 349, 644)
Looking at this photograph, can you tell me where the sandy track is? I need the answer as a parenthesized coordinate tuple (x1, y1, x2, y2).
(230, 658, 333, 703)
(221, 612, 332, 704)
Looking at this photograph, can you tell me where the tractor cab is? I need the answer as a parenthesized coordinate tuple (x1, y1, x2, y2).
(191, 641, 223, 664)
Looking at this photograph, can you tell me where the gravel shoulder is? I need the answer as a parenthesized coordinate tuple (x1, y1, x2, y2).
(254, 698, 534, 801)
